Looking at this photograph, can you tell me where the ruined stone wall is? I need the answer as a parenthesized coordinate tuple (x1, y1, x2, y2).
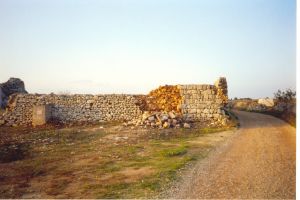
(179, 77, 228, 121)
(0, 77, 228, 126)
(0, 94, 143, 126)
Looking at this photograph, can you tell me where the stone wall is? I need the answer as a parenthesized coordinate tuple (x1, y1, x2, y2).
(0, 77, 228, 126)
(179, 77, 228, 121)
(1, 94, 143, 126)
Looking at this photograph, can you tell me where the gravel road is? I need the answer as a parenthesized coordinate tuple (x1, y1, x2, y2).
(163, 111, 296, 199)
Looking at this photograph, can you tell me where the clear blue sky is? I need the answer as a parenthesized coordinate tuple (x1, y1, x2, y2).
(0, 0, 296, 98)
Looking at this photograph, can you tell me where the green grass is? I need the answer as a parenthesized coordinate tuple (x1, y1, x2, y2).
(160, 145, 188, 157)
(101, 161, 122, 173)
(200, 127, 232, 134)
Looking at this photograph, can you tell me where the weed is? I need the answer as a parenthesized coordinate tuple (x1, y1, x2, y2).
(102, 161, 122, 173)
(160, 146, 188, 157)
(99, 183, 131, 199)
(200, 127, 231, 134)
(45, 178, 72, 196)
(140, 179, 161, 191)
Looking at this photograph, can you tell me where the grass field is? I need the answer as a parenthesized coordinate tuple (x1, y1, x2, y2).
(0, 121, 237, 198)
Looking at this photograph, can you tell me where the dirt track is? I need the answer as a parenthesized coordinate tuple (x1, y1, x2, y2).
(164, 111, 296, 199)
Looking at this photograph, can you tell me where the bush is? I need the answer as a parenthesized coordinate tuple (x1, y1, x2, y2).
(272, 88, 296, 127)
(274, 89, 296, 103)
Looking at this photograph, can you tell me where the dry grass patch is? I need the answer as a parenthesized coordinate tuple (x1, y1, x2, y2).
(0, 120, 237, 198)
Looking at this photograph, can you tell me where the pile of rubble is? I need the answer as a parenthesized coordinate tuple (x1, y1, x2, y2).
(129, 85, 189, 129)
(123, 111, 191, 129)
(144, 85, 182, 112)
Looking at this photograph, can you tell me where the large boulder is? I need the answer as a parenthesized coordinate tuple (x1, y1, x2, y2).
(1, 78, 27, 96)
(258, 98, 274, 107)
(0, 78, 28, 108)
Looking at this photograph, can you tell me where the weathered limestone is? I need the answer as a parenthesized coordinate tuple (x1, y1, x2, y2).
(1, 94, 143, 126)
(258, 98, 274, 107)
(179, 77, 228, 121)
(32, 105, 51, 126)
(214, 77, 228, 104)
(0, 77, 27, 96)
(0, 77, 228, 126)
(0, 77, 28, 108)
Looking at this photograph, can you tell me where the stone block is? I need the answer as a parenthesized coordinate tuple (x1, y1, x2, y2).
(190, 109, 197, 114)
(258, 98, 274, 107)
(213, 114, 220, 118)
(32, 105, 51, 126)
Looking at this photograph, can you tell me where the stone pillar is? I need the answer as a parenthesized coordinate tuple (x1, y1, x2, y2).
(214, 77, 228, 105)
(32, 105, 51, 126)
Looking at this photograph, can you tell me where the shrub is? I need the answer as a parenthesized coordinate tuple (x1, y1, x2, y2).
(274, 89, 296, 103)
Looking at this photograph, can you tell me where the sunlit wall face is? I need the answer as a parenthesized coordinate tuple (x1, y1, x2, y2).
(0, 0, 296, 98)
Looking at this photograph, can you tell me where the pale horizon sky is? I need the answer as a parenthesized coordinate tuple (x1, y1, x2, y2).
(0, 0, 296, 98)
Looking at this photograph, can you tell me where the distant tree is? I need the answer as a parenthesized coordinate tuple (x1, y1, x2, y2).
(274, 89, 296, 103)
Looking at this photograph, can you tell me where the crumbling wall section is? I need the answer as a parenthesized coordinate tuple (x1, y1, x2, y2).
(143, 85, 182, 112)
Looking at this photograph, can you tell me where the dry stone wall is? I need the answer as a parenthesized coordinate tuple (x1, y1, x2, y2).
(0, 77, 228, 126)
(0, 94, 143, 126)
(179, 77, 228, 121)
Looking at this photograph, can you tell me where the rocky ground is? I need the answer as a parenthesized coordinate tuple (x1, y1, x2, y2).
(123, 110, 230, 130)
